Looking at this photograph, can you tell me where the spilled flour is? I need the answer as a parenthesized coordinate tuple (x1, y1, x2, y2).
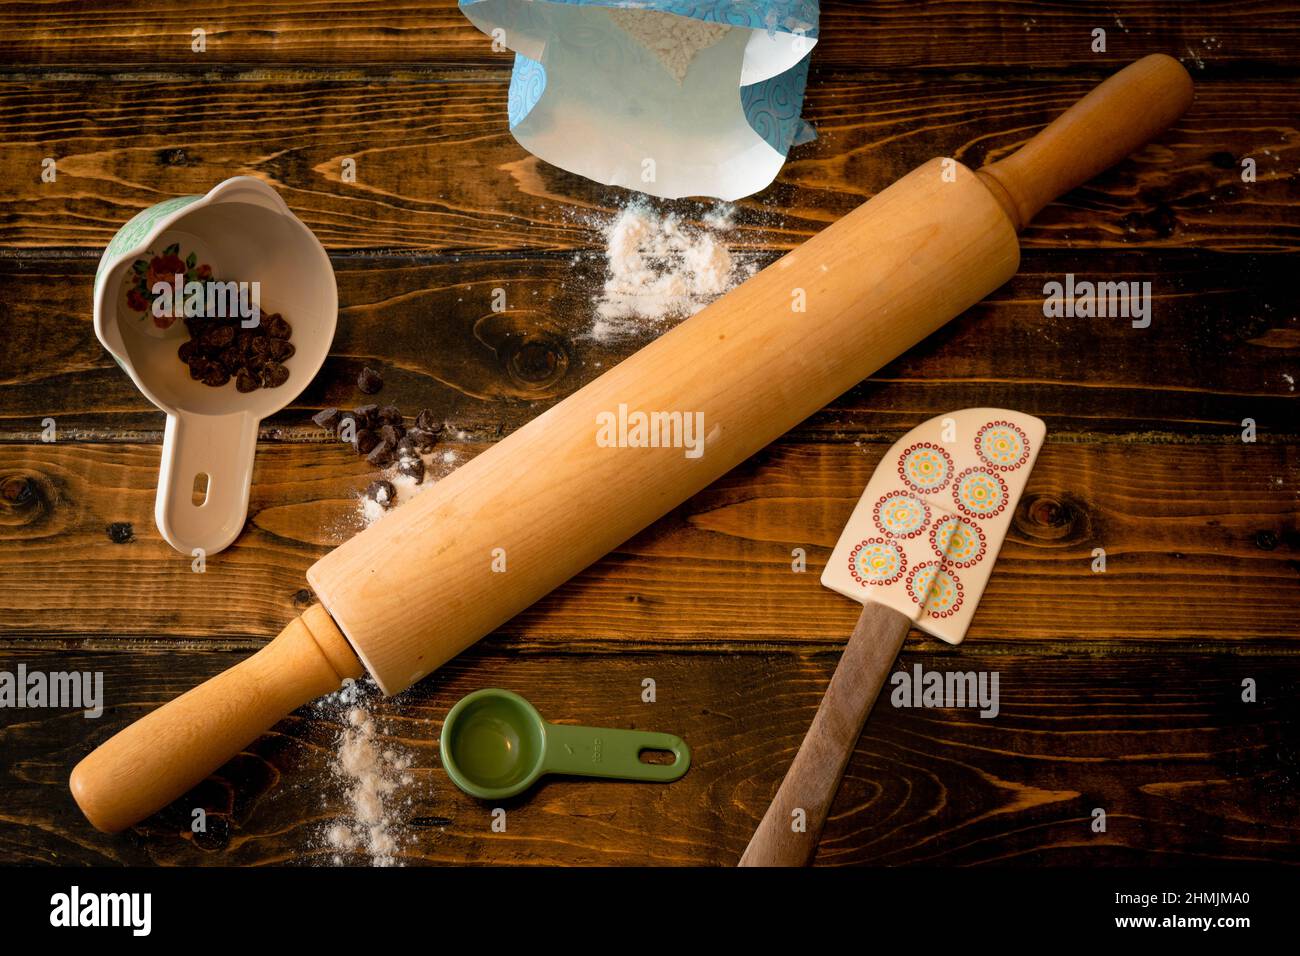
(608, 8, 731, 83)
(591, 203, 750, 340)
(316, 678, 414, 867)
(357, 440, 464, 529)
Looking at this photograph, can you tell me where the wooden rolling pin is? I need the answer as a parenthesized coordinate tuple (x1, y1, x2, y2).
(71, 55, 1193, 833)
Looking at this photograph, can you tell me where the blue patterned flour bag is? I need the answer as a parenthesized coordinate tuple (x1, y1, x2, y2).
(459, 0, 818, 200)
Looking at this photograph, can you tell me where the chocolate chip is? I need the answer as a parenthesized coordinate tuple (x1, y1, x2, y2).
(202, 365, 231, 387)
(249, 335, 271, 357)
(378, 423, 404, 446)
(367, 439, 395, 467)
(354, 404, 379, 429)
(312, 407, 340, 430)
(260, 362, 289, 389)
(414, 409, 441, 433)
(405, 427, 436, 453)
(397, 455, 425, 483)
(335, 413, 357, 441)
(178, 341, 195, 363)
(106, 522, 135, 544)
(236, 369, 260, 392)
(201, 323, 235, 349)
(218, 346, 243, 372)
(354, 428, 378, 455)
(268, 339, 295, 362)
(265, 313, 292, 339)
(357, 366, 383, 394)
(377, 405, 403, 426)
(366, 480, 396, 510)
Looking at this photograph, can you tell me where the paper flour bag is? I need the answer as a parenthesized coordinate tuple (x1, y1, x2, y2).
(459, 0, 819, 200)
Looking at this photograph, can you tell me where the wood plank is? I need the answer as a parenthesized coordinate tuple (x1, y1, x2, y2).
(2, 646, 1295, 865)
(2, 251, 1296, 439)
(1, 74, 1294, 253)
(1, 439, 1295, 645)
(1, 0, 1295, 72)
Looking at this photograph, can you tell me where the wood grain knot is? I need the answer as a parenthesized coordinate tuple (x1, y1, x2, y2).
(504, 334, 570, 390)
(1120, 201, 1179, 239)
(156, 147, 191, 166)
(0, 474, 47, 526)
(1013, 491, 1089, 545)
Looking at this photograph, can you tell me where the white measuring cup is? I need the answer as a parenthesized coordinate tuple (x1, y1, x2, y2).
(93, 177, 337, 556)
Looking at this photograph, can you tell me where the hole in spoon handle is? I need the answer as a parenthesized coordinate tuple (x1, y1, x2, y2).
(542, 723, 691, 783)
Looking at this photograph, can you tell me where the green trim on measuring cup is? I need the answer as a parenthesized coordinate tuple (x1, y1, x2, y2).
(439, 688, 691, 800)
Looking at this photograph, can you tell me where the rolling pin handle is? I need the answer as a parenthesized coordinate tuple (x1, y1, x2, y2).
(978, 53, 1194, 230)
(69, 603, 363, 833)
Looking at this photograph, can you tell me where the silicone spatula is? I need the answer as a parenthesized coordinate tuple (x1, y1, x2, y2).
(739, 408, 1045, 866)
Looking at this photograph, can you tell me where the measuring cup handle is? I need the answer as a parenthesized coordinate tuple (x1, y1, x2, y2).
(155, 410, 259, 556)
(543, 724, 691, 783)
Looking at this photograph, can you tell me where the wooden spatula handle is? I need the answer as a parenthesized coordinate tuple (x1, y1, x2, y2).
(739, 603, 912, 867)
(69, 604, 363, 833)
(978, 53, 1194, 230)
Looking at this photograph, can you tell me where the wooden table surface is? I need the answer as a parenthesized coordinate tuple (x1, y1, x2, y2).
(1, 1, 1297, 867)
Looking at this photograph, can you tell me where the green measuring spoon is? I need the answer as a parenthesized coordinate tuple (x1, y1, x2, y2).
(439, 688, 691, 800)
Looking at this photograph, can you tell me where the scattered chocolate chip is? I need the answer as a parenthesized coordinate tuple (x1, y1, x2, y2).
(235, 369, 260, 392)
(335, 413, 357, 440)
(405, 427, 436, 453)
(354, 404, 379, 428)
(414, 409, 441, 433)
(367, 439, 395, 467)
(397, 455, 425, 483)
(354, 428, 379, 455)
(377, 405, 403, 426)
(106, 521, 135, 544)
(357, 366, 383, 394)
(178, 341, 195, 363)
(378, 423, 404, 446)
(312, 407, 340, 430)
(366, 480, 396, 510)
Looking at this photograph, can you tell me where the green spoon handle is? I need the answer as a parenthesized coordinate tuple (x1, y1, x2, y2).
(542, 723, 690, 782)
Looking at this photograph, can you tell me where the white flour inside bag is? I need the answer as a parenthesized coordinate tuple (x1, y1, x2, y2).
(607, 8, 731, 83)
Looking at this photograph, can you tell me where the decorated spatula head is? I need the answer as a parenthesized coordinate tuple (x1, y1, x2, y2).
(821, 408, 1045, 644)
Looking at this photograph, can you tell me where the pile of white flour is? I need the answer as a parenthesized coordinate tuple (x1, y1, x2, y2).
(592, 203, 748, 339)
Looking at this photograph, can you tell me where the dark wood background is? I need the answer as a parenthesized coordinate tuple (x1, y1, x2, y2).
(0, 1, 1296, 866)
